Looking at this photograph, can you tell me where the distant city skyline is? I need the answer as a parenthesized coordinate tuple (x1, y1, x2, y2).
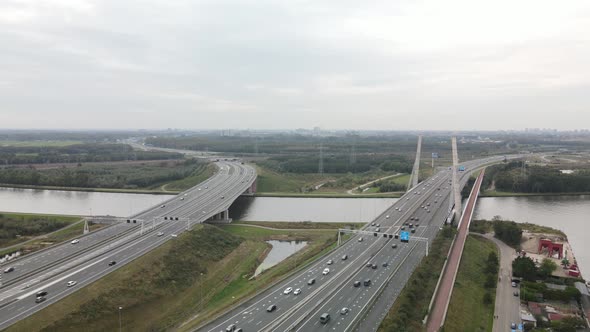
(1, 1, 589, 130)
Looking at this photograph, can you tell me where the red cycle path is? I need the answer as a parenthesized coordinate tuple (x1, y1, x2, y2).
(426, 169, 486, 332)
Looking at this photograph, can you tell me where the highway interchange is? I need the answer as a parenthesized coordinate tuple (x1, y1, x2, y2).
(0, 161, 255, 330)
(202, 155, 522, 332)
(0, 152, 522, 331)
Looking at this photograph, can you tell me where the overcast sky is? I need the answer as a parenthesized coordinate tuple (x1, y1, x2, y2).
(1, 0, 589, 131)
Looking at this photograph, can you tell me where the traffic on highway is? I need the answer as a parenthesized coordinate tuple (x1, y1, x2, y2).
(202, 155, 521, 332)
(0, 161, 256, 330)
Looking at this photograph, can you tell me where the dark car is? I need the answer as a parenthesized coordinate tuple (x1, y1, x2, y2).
(353, 281, 361, 287)
(36, 291, 48, 298)
(363, 279, 371, 286)
(382, 262, 388, 267)
(371, 264, 377, 269)
(267, 304, 277, 312)
(108, 261, 117, 266)
(513, 291, 519, 297)
(308, 278, 316, 285)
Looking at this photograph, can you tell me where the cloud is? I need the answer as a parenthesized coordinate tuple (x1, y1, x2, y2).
(0, 0, 589, 130)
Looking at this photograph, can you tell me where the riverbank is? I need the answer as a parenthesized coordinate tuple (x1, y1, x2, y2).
(480, 190, 590, 197)
(0, 183, 175, 195)
(253, 192, 402, 198)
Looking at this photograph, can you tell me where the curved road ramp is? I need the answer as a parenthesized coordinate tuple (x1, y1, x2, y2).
(0, 161, 255, 330)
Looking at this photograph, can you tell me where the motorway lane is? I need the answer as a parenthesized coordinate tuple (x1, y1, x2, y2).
(282, 175, 453, 332)
(204, 168, 454, 332)
(0, 161, 255, 329)
(0, 223, 137, 286)
(355, 193, 451, 332)
(202, 155, 519, 332)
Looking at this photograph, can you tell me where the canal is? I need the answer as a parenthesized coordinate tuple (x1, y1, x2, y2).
(0, 187, 587, 277)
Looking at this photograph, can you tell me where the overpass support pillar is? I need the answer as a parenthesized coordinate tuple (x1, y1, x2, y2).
(206, 210, 232, 224)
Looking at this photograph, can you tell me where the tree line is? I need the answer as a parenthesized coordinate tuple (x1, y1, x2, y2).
(257, 154, 413, 174)
(485, 161, 590, 193)
(0, 143, 182, 165)
(0, 159, 206, 189)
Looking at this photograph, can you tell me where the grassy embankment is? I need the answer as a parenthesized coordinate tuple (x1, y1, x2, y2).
(158, 163, 217, 192)
(0, 213, 82, 251)
(443, 235, 499, 332)
(378, 227, 456, 332)
(8, 223, 338, 332)
(480, 190, 590, 197)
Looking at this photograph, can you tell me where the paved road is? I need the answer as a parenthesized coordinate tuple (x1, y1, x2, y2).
(200, 155, 523, 332)
(483, 234, 521, 332)
(0, 161, 255, 329)
(426, 168, 486, 332)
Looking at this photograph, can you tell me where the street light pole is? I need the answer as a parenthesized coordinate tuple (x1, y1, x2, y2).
(118, 306, 122, 332)
(200, 273, 204, 311)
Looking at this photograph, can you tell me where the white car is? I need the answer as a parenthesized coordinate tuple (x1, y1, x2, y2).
(323, 268, 330, 275)
(157, 232, 164, 237)
(283, 287, 293, 295)
(294, 288, 301, 295)
(171, 234, 178, 238)
(386, 215, 390, 219)
(66, 280, 77, 287)
(71, 239, 79, 244)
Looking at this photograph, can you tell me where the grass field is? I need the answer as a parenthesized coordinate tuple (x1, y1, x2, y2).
(0, 140, 82, 147)
(444, 235, 498, 332)
(178, 224, 337, 331)
(158, 163, 216, 191)
(254, 165, 326, 193)
(8, 224, 338, 332)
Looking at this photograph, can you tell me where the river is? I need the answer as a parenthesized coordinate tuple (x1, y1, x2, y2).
(474, 195, 590, 278)
(0, 187, 174, 216)
(0, 187, 587, 277)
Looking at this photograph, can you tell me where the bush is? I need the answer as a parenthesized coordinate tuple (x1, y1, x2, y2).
(493, 220, 522, 247)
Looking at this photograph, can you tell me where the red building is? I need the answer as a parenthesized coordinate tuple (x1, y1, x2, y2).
(538, 239, 563, 259)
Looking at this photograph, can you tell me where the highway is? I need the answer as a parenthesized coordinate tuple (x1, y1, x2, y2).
(200, 155, 523, 332)
(0, 160, 255, 330)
